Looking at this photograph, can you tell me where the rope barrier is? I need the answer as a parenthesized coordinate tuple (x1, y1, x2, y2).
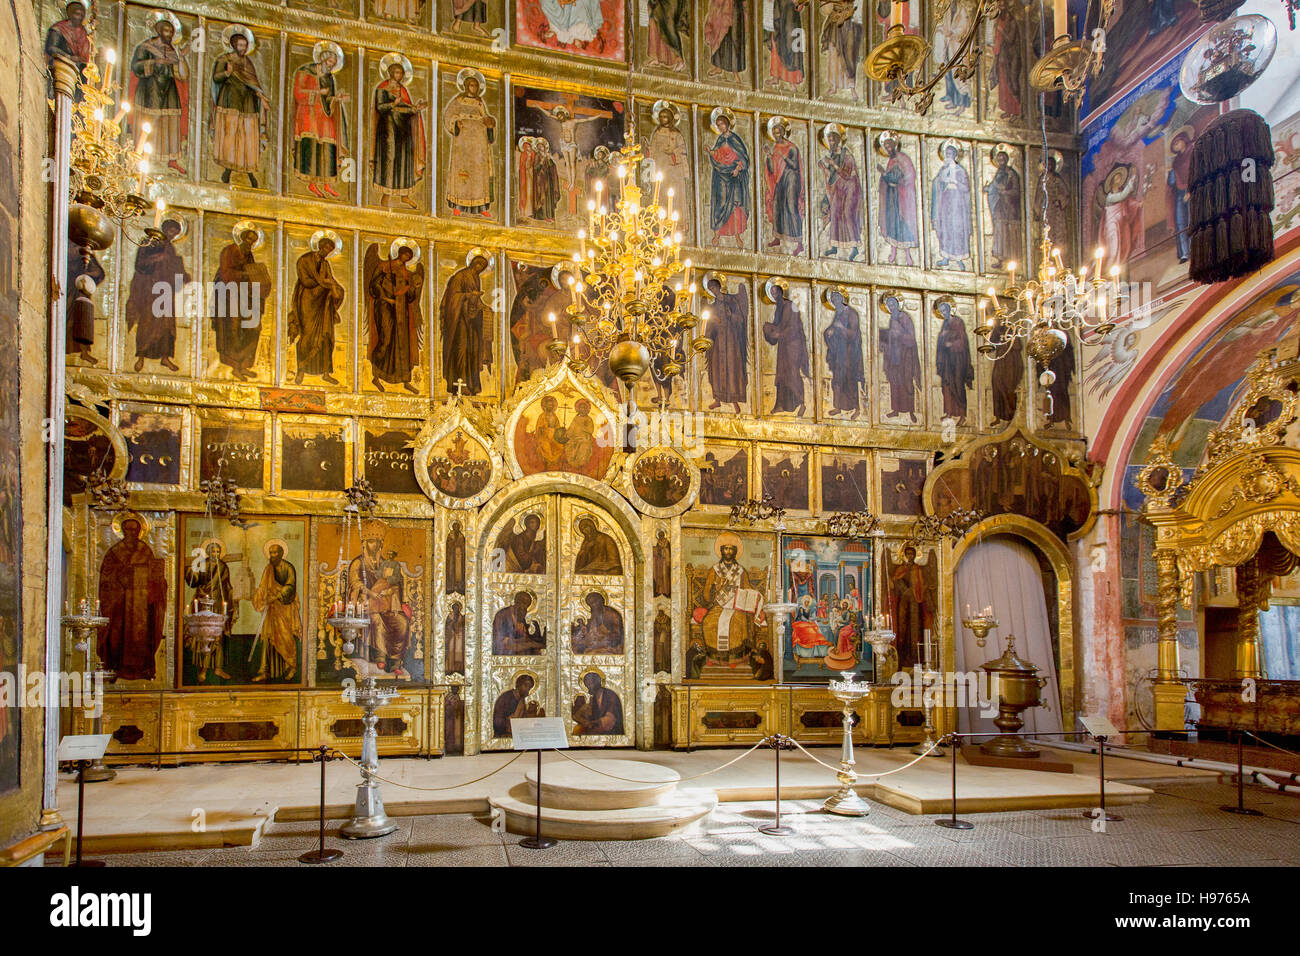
(549, 739, 768, 784)
(330, 749, 525, 792)
(787, 737, 942, 777)
(1244, 730, 1300, 761)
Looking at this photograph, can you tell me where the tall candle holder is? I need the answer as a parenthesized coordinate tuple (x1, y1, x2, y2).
(912, 630, 946, 757)
(329, 609, 400, 839)
(824, 672, 872, 816)
(962, 607, 999, 648)
(62, 599, 113, 782)
(864, 627, 896, 681)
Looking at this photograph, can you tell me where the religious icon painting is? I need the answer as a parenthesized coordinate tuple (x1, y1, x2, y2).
(779, 534, 874, 683)
(874, 288, 927, 428)
(119, 208, 197, 380)
(1038, 331, 1079, 434)
(510, 379, 617, 480)
(421, 426, 495, 503)
(877, 450, 929, 517)
(91, 510, 174, 687)
(361, 419, 422, 496)
(200, 214, 275, 384)
(984, 324, 1026, 430)
(506, 258, 577, 390)
(440, 0, 503, 38)
(628, 445, 697, 516)
(568, 667, 627, 737)
(117, 401, 186, 488)
(124, 8, 199, 181)
(203, 22, 278, 191)
(817, 284, 870, 422)
(697, 441, 750, 508)
(512, 84, 625, 232)
(284, 40, 356, 204)
(981, 143, 1027, 276)
(65, 226, 116, 370)
(699, 272, 753, 415)
(924, 137, 977, 274)
(763, 0, 811, 94)
(759, 278, 814, 419)
(487, 668, 549, 743)
(274, 415, 349, 495)
(871, 129, 923, 269)
(759, 445, 811, 514)
(760, 115, 809, 257)
(700, 106, 754, 252)
(359, 234, 428, 396)
(283, 226, 353, 390)
(1029, 147, 1077, 268)
(881, 538, 938, 671)
(196, 409, 269, 491)
(700, 0, 752, 89)
(929, 0, 977, 119)
(315, 516, 429, 686)
(926, 293, 980, 432)
(364, 52, 432, 213)
(369, 0, 429, 29)
(984, 2, 1027, 124)
(640, 98, 694, 246)
(177, 513, 309, 688)
(514, 0, 626, 61)
(681, 528, 776, 683)
(819, 450, 871, 514)
(639, 0, 692, 75)
(64, 405, 125, 505)
(814, 122, 866, 262)
(436, 245, 498, 401)
(438, 66, 500, 222)
(815, 0, 865, 103)
(289, 0, 359, 20)
(870, 0, 924, 108)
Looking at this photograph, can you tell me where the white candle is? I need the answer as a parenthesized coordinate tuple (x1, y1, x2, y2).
(1054, 0, 1068, 41)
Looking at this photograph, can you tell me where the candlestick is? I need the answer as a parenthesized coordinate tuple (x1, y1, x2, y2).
(1053, 0, 1068, 42)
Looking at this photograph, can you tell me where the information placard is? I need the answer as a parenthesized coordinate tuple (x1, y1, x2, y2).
(57, 734, 111, 761)
(1079, 715, 1121, 739)
(510, 717, 569, 750)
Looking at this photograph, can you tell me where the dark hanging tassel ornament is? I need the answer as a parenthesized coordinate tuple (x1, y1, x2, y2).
(1187, 109, 1275, 285)
(1195, 0, 1243, 21)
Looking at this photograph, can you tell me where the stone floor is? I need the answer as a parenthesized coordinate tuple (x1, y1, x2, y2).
(83, 780, 1300, 867)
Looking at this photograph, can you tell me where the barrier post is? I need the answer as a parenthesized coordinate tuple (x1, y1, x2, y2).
(935, 734, 973, 830)
(299, 746, 344, 864)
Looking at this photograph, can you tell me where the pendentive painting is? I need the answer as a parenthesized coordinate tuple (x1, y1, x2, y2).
(780, 535, 873, 682)
(316, 517, 428, 685)
(177, 514, 308, 688)
(513, 84, 626, 231)
(682, 529, 775, 682)
(515, 0, 626, 61)
(513, 383, 616, 479)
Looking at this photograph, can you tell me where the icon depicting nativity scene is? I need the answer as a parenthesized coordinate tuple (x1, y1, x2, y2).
(3, 0, 1300, 870)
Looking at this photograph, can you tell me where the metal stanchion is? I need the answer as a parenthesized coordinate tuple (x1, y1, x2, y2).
(934, 734, 973, 830)
(299, 746, 344, 864)
(1082, 734, 1121, 823)
(519, 749, 556, 849)
(759, 734, 795, 836)
(71, 760, 106, 867)
(1221, 729, 1263, 816)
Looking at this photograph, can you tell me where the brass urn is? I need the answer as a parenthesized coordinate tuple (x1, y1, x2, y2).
(979, 635, 1049, 758)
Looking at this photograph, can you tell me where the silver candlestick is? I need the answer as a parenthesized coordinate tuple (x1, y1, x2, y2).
(764, 602, 798, 682)
(864, 627, 896, 680)
(913, 632, 945, 757)
(330, 611, 400, 839)
(62, 599, 113, 782)
(824, 672, 872, 816)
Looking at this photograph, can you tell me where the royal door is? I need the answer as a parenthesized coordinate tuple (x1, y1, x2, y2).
(479, 495, 635, 750)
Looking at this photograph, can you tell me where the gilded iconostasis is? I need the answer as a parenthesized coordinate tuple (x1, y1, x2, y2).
(46, 0, 1087, 757)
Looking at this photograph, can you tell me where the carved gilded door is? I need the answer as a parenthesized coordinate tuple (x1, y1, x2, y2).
(480, 495, 635, 750)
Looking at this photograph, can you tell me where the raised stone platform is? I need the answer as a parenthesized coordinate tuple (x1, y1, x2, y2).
(494, 758, 715, 840)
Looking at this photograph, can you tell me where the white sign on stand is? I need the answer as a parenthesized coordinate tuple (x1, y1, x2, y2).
(1079, 715, 1120, 739)
(57, 734, 111, 762)
(510, 717, 569, 750)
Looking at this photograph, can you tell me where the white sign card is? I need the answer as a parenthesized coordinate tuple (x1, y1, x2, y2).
(1079, 715, 1121, 739)
(510, 717, 569, 750)
(57, 734, 111, 761)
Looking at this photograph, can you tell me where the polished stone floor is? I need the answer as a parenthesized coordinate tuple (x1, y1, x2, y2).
(83, 780, 1300, 867)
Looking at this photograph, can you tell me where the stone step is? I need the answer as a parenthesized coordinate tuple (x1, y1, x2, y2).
(490, 783, 717, 841)
(526, 758, 680, 810)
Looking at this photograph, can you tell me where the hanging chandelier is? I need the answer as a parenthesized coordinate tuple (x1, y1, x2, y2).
(68, 47, 166, 243)
(1029, 0, 1115, 104)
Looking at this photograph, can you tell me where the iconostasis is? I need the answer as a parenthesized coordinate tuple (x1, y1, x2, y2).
(48, 0, 1088, 756)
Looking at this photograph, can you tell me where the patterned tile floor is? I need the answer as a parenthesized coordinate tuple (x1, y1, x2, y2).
(82, 781, 1300, 867)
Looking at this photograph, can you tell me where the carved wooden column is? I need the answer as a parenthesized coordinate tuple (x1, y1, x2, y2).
(1152, 547, 1187, 733)
(1233, 556, 1264, 680)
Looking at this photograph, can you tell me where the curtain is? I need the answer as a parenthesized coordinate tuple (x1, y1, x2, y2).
(1259, 603, 1300, 680)
(952, 536, 1063, 738)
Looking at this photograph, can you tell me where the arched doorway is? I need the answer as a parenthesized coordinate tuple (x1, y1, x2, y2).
(477, 493, 637, 750)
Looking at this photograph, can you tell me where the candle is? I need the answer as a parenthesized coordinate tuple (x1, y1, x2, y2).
(890, 0, 903, 30)
(95, 600, 101, 616)
(548, 311, 557, 338)
(154, 199, 166, 229)
(1053, 0, 1068, 42)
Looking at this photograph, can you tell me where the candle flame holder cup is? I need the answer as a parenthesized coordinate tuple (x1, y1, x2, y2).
(824, 672, 873, 816)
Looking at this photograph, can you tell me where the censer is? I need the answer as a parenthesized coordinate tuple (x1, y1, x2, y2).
(979, 635, 1049, 758)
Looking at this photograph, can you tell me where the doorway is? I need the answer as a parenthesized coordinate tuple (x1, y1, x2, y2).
(478, 494, 636, 750)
